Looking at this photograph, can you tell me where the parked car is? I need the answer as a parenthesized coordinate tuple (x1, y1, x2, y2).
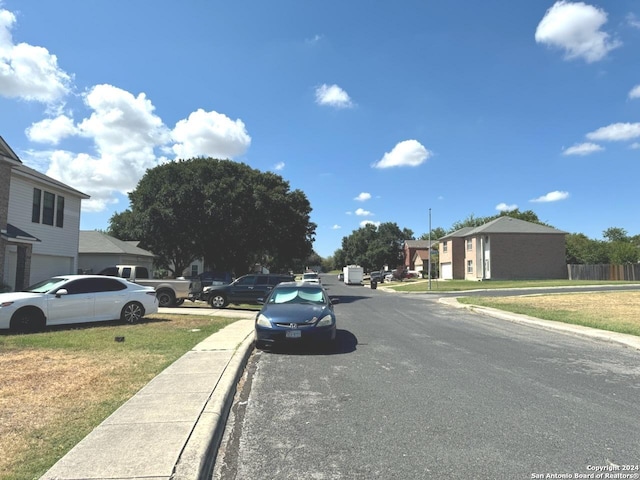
(255, 281, 339, 349)
(301, 272, 320, 284)
(0, 275, 158, 332)
(205, 273, 294, 308)
(98, 265, 191, 307)
(188, 270, 233, 301)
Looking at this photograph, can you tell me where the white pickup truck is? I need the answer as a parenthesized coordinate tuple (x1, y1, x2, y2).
(98, 265, 192, 307)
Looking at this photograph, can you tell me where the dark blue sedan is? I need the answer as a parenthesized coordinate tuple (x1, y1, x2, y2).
(255, 282, 339, 349)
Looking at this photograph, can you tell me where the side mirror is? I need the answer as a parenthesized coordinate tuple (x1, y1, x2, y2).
(257, 298, 265, 304)
(55, 289, 68, 298)
(330, 297, 340, 305)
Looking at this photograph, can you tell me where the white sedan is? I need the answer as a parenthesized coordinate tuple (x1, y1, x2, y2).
(0, 275, 158, 332)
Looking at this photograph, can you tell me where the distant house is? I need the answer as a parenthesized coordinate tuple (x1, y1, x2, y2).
(78, 231, 155, 274)
(1, 136, 89, 291)
(438, 217, 567, 281)
(403, 240, 437, 270)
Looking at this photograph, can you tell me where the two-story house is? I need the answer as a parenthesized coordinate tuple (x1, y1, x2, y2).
(1, 136, 89, 291)
(438, 216, 567, 281)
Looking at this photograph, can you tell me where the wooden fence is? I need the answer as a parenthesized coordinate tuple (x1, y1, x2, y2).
(567, 264, 640, 281)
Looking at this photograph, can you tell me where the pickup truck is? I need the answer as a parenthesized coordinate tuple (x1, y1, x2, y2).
(98, 265, 192, 307)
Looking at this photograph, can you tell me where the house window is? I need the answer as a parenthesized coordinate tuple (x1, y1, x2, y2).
(466, 238, 473, 251)
(32, 189, 42, 223)
(467, 260, 473, 273)
(56, 196, 65, 228)
(32, 188, 65, 227)
(191, 265, 198, 277)
(443, 241, 448, 253)
(42, 192, 55, 225)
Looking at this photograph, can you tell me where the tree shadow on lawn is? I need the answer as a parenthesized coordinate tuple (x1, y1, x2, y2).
(0, 316, 172, 336)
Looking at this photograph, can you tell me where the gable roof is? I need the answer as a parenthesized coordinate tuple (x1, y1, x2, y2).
(1, 223, 41, 243)
(467, 216, 567, 235)
(440, 226, 475, 240)
(0, 136, 22, 166)
(12, 164, 90, 199)
(79, 231, 155, 257)
(405, 240, 437, 249)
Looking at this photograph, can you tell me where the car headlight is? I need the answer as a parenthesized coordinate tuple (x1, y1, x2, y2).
(256, 314, 272, 328)
(316, 314, 333, 327)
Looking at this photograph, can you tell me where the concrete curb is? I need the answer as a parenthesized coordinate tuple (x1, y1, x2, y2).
(172, 330, 255, 480)
(439, 297, 640, 351)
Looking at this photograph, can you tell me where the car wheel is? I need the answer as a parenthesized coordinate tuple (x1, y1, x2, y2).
(10, 308, 45, 333)
(209, 294, 228, 308)
(156, 289, 175, 307)
(174, 298, 185, 306)
(121, 302, 144, 324)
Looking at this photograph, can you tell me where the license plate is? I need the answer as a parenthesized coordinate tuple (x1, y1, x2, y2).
(286, 330, 301, 339)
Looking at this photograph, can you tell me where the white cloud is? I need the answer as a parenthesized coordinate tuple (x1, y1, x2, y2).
(372, 139, 431, 169)
(0, 8, 73, 103)
(273, 161, 285, 171)
(535, 1, 621, 63)
(355, 208, 373, 217)
(43, 84, 171, 210)
(562, 142, 604, 156)
(629, 85, 640, 99)
(628, 13, 640, 29)
(354, 192, 371, 202)
(332, 224, 341, 230)
(315, 84, 353, 109)
(172, 108, 251, 159)
(360, 220, 381, 228)
(26, 115, 77, 145)
(530, 191, 570, 203)
(630, 142, 640, 150)
(305, 34, 323, 46)
(586, 122, 640, 141)
(496, 203, 518, 212)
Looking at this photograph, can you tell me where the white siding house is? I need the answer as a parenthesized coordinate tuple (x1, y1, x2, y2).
(1, 136, 89, 290)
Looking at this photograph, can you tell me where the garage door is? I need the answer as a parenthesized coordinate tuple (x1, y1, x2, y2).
(441, 262, 452, 280)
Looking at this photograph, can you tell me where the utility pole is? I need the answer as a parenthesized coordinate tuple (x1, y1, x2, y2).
(428, 208, 432, 291)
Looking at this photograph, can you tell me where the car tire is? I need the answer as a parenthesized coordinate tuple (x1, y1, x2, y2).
(209, 293, 228, 309)
(156, 289, 175, 307)
(10, 308, 45, 333)
(121, 302, 144, 324)
(174, 298, 185, 306)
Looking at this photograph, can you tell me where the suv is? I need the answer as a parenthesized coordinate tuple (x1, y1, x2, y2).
(205, 273, 294, 308)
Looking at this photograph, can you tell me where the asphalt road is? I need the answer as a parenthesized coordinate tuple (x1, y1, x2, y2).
(212, 276, 640, 479)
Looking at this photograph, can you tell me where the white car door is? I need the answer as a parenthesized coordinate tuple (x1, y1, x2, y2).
(92, 278, 129, 321)
(46, 279, 96, 325)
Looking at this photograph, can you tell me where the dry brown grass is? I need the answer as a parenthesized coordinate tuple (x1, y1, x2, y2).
(461, 291, 640, 335)
(0, 349, 157, 476)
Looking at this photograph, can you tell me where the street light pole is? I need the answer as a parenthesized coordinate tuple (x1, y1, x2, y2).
(428, 208, 432, 291)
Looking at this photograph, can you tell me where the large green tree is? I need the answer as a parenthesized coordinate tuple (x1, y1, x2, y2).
(109, 158, 315, 276)
(338, 222, 413, 272)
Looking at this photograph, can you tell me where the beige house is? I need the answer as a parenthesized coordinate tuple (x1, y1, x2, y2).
(439, 217, 567, 281)
(78, 231, 155, 274)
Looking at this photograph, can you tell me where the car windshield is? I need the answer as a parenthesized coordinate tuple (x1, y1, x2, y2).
(268, 287, 325, 304)
(303, 273, 319, 280)
(24, 277, 69, 293)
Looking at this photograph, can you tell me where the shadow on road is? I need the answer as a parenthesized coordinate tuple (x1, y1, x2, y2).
(258, 329, 358, 356)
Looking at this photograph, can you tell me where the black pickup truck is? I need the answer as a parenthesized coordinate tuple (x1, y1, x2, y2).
(205, 273, 294, 308)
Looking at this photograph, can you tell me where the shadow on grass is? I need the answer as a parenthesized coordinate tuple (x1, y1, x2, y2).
(0, 316, 172, 336)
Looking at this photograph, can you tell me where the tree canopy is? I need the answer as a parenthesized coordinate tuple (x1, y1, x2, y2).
(333, 222, 414, 271)
(108, 158, 316, 276)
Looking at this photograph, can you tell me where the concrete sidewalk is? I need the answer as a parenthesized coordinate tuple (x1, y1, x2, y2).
(41, 313, 256, 480)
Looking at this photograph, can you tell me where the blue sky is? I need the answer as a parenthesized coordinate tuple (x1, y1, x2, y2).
(1, 1, 639, 258)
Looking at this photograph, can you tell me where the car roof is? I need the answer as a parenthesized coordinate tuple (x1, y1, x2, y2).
(276, 281, 323, 288)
